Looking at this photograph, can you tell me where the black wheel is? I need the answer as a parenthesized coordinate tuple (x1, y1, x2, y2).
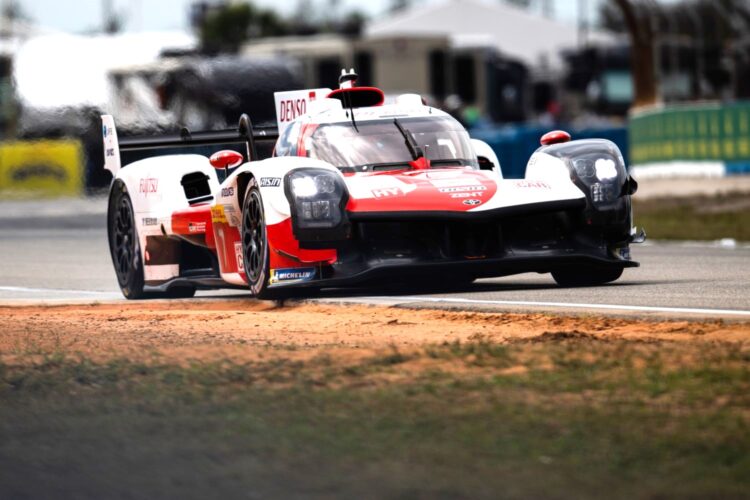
(552, 266, 623, 287)
(108, 182, 146, 299)
(108, 182, 197, 300)
(241, 180, 279, 300)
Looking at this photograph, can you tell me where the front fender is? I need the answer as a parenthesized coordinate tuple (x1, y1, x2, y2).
(224, 157, 341, 226)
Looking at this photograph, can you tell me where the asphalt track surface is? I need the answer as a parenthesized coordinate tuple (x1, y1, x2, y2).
(0, 197, 749, 319)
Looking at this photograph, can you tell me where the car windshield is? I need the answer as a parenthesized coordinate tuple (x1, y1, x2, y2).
(307, 116, 479, 171)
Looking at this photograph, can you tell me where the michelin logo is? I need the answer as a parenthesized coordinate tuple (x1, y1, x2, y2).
(270, 267, 316, 284)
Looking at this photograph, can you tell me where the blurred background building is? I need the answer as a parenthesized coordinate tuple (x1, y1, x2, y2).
(1, 0, 749, 196)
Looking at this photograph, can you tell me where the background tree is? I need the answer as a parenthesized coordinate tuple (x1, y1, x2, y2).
(199, 2, 287, 54)
(503, 0, 532, 8)
(603, 0, 750, 103)
(611, 0, 657, 108)
(198, 0, 367, 53)
(102, 0, 123, 34)
(388, 0, 411, 14)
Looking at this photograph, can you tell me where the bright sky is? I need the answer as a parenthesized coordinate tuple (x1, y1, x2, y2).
(18, 0, 601, 34)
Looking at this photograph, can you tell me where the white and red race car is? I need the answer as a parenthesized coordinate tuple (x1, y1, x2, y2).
(103, 70, 644, 300)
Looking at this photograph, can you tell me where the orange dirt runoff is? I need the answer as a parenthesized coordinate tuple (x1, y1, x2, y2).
(1, 300, 749, 368)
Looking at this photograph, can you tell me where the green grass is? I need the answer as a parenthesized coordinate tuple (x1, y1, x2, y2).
(1, 340, 749, 499)
(634, 192, 750, 241)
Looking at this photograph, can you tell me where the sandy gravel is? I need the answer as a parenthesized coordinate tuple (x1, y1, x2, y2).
(634, 175, 750, 199)
(1, 300, 748, 369)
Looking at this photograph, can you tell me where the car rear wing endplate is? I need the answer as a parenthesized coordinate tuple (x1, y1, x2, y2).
(102, 113, 278, 175)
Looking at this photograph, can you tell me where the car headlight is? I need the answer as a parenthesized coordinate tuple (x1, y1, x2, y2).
(285, 168, 348, 229)
(569, 154, 625, 207)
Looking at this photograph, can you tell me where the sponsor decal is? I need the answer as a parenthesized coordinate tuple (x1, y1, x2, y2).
(211, 205, 228, 224)
(462, 199, 482, 206)
(234, 242, 245, 273)
(279, 98, 307, 123)
(10, 164, 67, 182)
(0, 139, 83, 197)
(273, 88, 330, 134)
(188, 221, 206, 233)
(430, 178, 482, 188)
(372, 187, 404, 198)
(260, 177, 282, 187)
(139, 178, 158, 195)
(450, 192, 484, 199)
(105, 148, 115, 158)
(223, 205, 240, 226)
(514, 180, 551, 189)
(270, 267, 316, 284)
(438, 185, 487, 193)
(221, 187, 234, 197)
(142, 217, 158, 226)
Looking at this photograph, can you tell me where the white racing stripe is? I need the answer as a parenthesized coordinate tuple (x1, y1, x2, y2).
(0, 286, 118, 296)
(349, 296, 750, 317)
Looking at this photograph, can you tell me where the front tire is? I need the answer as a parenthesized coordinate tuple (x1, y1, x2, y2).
(108, 182, 146, 299)
(552, 266, 623, 287)
(241, 180, 278, 300)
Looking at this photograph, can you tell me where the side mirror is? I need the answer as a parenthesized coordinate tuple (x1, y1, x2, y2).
(622, 175, 638, 196)
(540, 130, 571, 146)
(470, 138, 503, 178)
(209, 150, 244, 170)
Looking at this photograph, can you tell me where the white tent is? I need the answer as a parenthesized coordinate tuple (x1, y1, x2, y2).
(13, 31, 196, 109)
(366, 0, 616, 70)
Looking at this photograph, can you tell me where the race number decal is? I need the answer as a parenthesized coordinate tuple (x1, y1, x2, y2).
(234, 242, 245, 273)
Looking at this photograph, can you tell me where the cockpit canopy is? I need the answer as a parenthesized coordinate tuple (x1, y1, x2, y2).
(275, 115, 479, 172)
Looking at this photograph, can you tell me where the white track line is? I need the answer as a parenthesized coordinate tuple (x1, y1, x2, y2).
(0, 286, 117, 296)
(356, 296, 750, 317)
(2, 285, 748, 318)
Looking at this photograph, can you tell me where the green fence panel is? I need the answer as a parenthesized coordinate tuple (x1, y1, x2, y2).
(630, 102, 750, 166)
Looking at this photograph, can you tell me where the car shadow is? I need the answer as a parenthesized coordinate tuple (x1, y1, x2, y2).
(195, 277, 706, 302)
(309, 277, 705, 299)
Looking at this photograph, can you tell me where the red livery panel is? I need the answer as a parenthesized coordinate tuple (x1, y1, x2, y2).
(346, 169, 498, 213)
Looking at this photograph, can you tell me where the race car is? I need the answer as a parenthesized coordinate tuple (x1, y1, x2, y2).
(103, 69, 644, 300)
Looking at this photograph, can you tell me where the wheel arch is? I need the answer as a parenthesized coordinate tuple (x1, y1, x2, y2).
(235, 171, 255, 212)
(229, 156, 338, 227)
(106, 178, 129, 248)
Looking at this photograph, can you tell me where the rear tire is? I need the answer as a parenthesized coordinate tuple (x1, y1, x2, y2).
(108, 182, 146, 299)
(552, 266, 623, 287)
(108, 182, 198, 300)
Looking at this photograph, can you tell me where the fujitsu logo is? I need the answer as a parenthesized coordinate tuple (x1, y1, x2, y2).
(139, 178, 158, 195)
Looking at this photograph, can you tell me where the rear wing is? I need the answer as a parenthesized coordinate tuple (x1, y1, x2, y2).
(101, 114, 279, 176)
